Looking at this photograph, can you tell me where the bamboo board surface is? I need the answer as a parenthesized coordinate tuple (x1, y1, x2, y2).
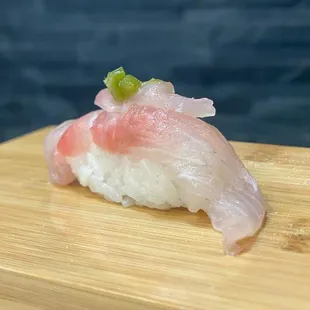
(0, 126, 310, 310)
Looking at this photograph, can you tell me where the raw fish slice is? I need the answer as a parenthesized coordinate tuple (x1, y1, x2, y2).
(44, 110, 101, 185)
(82, 105, 264, 254)
(57, 110, 101, 157)
(95, 81, 215, 118)
(135, 81, 216, 118)
(44, 119, 75, 185)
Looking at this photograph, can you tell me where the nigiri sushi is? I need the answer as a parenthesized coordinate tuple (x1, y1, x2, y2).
(44, 67, 266, 255)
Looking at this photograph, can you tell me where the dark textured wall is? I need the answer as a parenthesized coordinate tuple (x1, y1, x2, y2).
(1, 0, 310, 146)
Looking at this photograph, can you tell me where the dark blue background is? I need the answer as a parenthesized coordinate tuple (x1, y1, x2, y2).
(1, 0, 310, 146)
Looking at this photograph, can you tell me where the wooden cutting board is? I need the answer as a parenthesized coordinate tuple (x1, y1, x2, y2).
(0, 127, 309, 310)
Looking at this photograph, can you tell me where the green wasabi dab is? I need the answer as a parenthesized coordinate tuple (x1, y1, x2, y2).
(103, 67, 162, 103)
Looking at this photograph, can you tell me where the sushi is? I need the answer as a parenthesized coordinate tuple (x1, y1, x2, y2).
(44, 67, 266, 255)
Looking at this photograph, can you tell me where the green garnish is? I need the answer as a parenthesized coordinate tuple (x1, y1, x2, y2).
(119, 74, 142, 99)
(104, 67, 127, 102)
(103, 67, 163, 103)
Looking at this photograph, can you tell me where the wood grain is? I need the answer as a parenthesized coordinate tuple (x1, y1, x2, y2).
(0, 127, 310, 310)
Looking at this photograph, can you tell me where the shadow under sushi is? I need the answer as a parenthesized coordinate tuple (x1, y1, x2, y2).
(133, 203, 270, 256)
(133, 205, 213, 230)
(61, 182, 270, 256)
